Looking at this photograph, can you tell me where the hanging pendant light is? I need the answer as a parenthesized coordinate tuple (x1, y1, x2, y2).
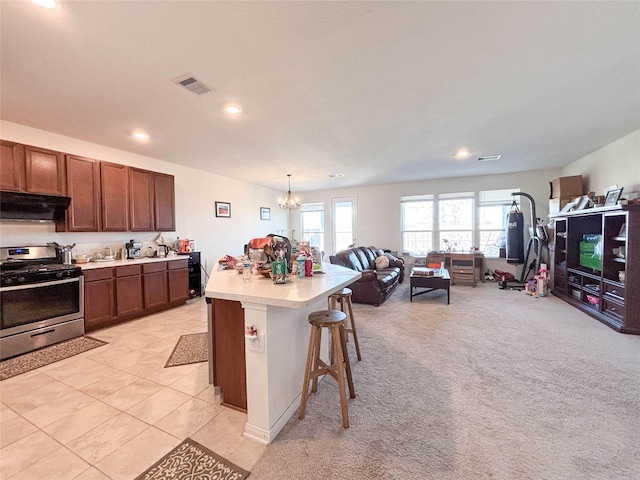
(278, 174, 300, 211)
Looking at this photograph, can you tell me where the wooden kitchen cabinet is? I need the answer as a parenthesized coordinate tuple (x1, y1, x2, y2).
(57, 155, 101, 232)
(83, 259, 191, 332)
(129, 168, 154, 231)
(143, 262, 169, 309)
(154, 173, 175, 231)
(212, 298, 247, 411)
(168, 259, 189, 303)
(83, 268, 115, 330)
(101, 162, 129, 231)
(24, 145, 66, 195)
(115, 265, 144, 317)
(129, 167, 176, 231)
(0, 140, 25, 191)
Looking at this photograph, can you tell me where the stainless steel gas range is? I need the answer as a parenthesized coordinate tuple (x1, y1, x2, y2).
(0, 246, 84, 360)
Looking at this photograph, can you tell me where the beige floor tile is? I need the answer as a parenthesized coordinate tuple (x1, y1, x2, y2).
(43, 400, 121, 444)
(227, 437, 269, 471)
(0, 430, 61, 478)
(2, 378, 81, 415)
(100, 377, 164, 410)
(167, 364, 210, 395)
(95, 426, 180, 480)
(71, 467, 111, 480)
(45, 361, 126, 390)
(195, 384, 222, 404)
(0, 372, 60, 404)
(150, 325, 195, 340)
(9, 445, 90, 480)
(126, 386, 192, 424)
(0, 405, 38, 448)
(79, 369, 140, 399)
(144, 362, 197, 387)
(66, 412, 148, 464)
(22, 386, 96, 428)
(190, 408, 247, 457)
(154, 397, 223, 438)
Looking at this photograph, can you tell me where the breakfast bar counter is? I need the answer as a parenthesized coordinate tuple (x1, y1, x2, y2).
(205, 263, 360, 444)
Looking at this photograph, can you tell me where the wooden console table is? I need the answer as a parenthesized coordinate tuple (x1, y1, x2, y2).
(421, 252, 486, 282)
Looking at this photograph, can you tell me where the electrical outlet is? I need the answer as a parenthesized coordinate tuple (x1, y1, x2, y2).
(246, 333, 265, 353)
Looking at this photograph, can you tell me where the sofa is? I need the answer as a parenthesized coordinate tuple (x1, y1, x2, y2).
(329, 246, 405, 306)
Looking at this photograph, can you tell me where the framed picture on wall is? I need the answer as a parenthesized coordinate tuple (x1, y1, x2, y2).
(215, 201, 231, 218)
(260, 207, 270, 220)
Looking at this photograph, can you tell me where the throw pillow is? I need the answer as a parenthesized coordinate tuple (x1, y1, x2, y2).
(384, 253, 403, 268)
(375, 255, 390, 269)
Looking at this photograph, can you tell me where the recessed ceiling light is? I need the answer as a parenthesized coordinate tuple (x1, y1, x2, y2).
(455, 149, 471, 159)
(477, 155, 502, 162)
(328, 173, 345, 178)
(132, 131, 150, 141)
(32, 0, 57, 8)
(225, 105, 242, 115)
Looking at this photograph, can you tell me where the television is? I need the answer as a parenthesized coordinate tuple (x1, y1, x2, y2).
(579, 234, 602, 272)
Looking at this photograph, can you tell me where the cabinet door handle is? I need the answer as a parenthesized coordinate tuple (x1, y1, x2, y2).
(610, 306, 617, 313)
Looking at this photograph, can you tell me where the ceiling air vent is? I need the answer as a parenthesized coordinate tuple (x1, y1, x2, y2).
(174, 75, 215, 96)
(477, 155, 502, 162)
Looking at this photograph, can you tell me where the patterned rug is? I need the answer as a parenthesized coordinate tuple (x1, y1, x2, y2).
(0, 336, 107, 381)
(165, 332, 208, 367)
(135, 438, 249, 480)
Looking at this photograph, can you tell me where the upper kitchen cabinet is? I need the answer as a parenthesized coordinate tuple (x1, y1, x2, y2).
(101, 162, 129, 231)
(57, 155, 101, 232)
(129, 168, 175, 231)
(23, 145, 66, 195)
(0, 140, 25, 191)
(154, 172, 175, 231)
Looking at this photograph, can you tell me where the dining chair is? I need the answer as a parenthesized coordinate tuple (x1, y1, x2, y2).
(426, 251, 446, 269)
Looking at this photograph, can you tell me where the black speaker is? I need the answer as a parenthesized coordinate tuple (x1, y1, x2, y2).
(506, 211, 524, 264)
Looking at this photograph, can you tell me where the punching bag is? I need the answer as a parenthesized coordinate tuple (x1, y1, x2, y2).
(506, 202, 525, 264)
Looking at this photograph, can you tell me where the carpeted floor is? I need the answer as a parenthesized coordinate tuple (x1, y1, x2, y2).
(0, 336, 107, 381)
(135, 438, 249, 480)
(165, 332, 208, 367)
(248, 281, 640, 480)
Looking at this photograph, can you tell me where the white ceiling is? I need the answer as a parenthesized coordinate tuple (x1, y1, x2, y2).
(1, 1, 639, 193)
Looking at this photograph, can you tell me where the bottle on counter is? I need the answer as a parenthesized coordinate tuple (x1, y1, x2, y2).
(304, 255, 313, 277)
(296, 255, 306, 278)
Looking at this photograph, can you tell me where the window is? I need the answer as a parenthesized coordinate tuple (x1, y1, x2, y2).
(438, 192, 474, 252)
(401, 195, 434, 255)
(332, 196, 357, 253)
(300, 203, 325, 252)
(478, 189, 519, 257)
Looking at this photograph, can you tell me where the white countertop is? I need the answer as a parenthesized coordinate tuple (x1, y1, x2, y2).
(78, 255, 188, 270)
(205, 263, 361, 309)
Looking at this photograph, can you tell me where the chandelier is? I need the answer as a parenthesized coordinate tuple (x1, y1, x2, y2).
(278, 174, 300, 211)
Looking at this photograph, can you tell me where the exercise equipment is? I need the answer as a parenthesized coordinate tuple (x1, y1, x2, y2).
(502, 192, 547, 287)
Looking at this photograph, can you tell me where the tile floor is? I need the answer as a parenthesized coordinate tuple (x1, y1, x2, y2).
(0, 298, 267, 480)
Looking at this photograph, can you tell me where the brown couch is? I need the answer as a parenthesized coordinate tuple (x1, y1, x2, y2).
(329, 246, 404, 306)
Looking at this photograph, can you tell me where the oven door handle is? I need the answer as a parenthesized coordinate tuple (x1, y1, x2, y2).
(0, 276, 80, 292)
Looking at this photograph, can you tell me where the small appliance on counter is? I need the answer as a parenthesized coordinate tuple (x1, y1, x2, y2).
(125, 240, 142, 259)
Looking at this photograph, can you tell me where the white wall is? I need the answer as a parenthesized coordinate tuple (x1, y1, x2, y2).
(562, 129, 640, 197)
(0, 121, 289, 275)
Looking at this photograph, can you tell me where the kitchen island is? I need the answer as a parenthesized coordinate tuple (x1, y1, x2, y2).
(205, 263, 361, 444)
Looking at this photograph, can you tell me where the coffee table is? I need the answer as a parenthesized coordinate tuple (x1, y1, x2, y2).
(410, 267, 450, 304)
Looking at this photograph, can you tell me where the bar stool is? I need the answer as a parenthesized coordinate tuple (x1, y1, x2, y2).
(299, 310, 355, 428)
(328, 287, 362, 361)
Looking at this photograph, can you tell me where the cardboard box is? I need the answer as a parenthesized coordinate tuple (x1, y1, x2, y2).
(550, 175, 583, 199)
(549, 197, 574, 215)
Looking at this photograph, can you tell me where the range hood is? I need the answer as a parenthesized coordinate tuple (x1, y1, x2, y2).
(0, 191, 71, 221)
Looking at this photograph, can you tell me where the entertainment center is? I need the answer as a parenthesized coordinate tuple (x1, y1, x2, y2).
(549, 204, 639, 334)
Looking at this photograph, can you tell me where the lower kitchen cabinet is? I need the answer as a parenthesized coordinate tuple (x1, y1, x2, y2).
(83, 259, 190, 331)
(168, 260, 189, 303)
(83, 268, 115, 330)
(143, 263, 169, 309)
(116, 265, 144, 317)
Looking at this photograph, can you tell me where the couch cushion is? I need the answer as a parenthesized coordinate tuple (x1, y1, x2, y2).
(359, 247, 377, 269)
